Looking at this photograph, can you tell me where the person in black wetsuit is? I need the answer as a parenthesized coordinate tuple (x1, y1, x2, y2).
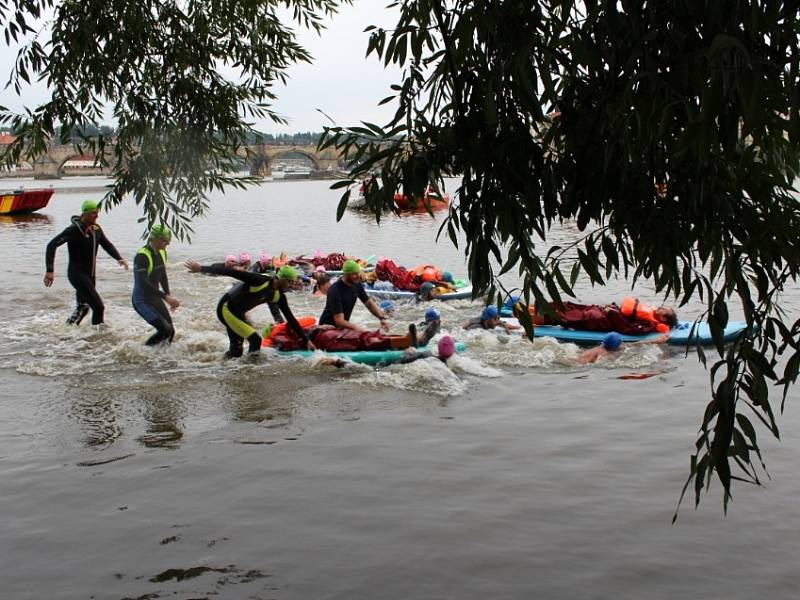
(132, 225, 180, 345)
(185, 260, 315, 358)
(248, 252, 285, 324)
(44, 200, 129, 325)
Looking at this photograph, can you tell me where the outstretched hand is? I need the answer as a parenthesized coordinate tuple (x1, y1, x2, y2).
(43, 272, 54, 287)
(185, 260, 202, 273)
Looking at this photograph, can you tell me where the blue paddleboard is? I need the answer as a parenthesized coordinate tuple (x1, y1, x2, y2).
(276, 342, 466, 365)
(500, 318, 748, 346)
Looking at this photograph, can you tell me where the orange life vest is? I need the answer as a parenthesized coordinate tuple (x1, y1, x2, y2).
(413, 264, 442, 282)
(619, 297, 669, 333)
(261, 316, 317, 347)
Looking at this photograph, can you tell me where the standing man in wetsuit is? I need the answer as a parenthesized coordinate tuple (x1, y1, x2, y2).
(132, 225, 180, 345)
(185, 260, 314, 358)
(44, 200, 129, 326)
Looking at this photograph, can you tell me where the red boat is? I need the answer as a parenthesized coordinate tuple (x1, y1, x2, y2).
(393, 188, 450, 211)
(0, 188, 54, 215)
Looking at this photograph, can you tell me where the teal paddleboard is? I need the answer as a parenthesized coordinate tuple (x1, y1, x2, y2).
(276, 342, 466, 365)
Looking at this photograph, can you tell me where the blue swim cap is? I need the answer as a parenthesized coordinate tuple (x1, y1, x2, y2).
(602, 332, 623, 351)
(504, 294, 520, 308)
(442, 271, 454, 283)
(481, 305, 499, 320)
(379, 300, 395, 312)
(425, 307, 440, 322)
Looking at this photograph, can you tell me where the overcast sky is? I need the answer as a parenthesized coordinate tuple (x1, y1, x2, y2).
(0, 1, 403, 134)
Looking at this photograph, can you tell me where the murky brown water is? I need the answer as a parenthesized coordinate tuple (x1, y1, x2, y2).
(1, 176, 799, 599)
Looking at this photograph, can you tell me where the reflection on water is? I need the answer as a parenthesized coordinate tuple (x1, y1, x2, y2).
(68, 392, 124, 448)
(137, 389, 187, 449)
(0, 212, 53, 226)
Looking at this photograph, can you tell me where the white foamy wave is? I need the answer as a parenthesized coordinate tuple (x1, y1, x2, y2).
(456, 328, 580, 369)
(592, 343, 669, 369)
(446, 353, 504, 377)
(356, 356, 469, 397)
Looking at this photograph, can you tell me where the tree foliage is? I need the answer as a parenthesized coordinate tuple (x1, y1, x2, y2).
(0, 0, 348, 237)
(320, 1, 800, 516)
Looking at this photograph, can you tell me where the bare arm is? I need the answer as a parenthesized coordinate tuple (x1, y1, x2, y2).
(333, 313, 364, 331)
(364, 297, 390, 331)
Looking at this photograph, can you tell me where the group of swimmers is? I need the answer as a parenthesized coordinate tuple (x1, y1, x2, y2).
(43, 201, 445, 359)
(45, 200, 678, 365)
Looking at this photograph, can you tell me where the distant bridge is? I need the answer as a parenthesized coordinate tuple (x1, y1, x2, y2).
(0, 142, 345, 179)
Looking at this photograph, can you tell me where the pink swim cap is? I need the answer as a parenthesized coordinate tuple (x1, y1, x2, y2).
(225, 254, 237, 264)
(437, 335, 456, 359)
(239, 252, 252, 264)
(315, 265, 326, 273)
(259, 252, 272, 266)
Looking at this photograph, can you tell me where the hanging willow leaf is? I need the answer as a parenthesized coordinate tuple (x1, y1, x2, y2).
(321, 1, 800, 516)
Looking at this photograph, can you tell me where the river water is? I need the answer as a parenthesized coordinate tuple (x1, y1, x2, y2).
(1, 177, 798, 599)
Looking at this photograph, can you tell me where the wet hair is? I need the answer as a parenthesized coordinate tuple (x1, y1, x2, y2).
(657, 307, 678, 328)
(313, 274, 333, 293)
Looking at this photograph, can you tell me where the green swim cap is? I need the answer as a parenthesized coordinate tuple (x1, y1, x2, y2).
(149, 224, 172, 240)
(261, 323, 273, 338)
(342, 259, 361, 274)
(81, 200, 100, 213)
(276, 265, 299, 281)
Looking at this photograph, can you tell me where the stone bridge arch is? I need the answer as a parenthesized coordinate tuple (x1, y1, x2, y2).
(244, 144, 343, 176)
(30, 145, 115, 179)
(0, 141, 345, 179)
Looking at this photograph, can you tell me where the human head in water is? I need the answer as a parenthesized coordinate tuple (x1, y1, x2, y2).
(481, 304, 500, 327)
(418, 281, 436, 301)
(437, 335, 456, 360)
(313, 274, 333, 296)
(602, 332, 623, 351)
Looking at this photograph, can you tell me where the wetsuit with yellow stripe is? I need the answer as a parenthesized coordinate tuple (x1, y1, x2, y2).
(132, 245, 174, 345)
(200, 264, 308, 357)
